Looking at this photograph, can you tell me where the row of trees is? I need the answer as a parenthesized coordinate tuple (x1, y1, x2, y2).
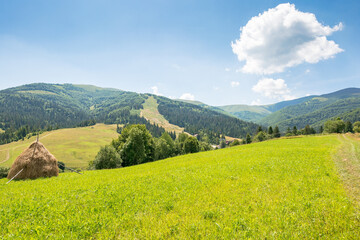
(324, 118, 360, 133)
(89, 124, 212, 170)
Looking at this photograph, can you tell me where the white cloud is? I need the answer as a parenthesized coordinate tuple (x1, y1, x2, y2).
(252, 78, 295, 100)
(305, 69, 310, 74)
(150, 86, 162, 96)
(251, 99, 262, 105)
(225, 67, 231, 72)
(231, 81, 240, 87)
(231, 3, 343, 74)
(179, 93, 195, 101)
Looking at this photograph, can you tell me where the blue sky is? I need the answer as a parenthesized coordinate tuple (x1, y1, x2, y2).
(0, 0, 359, 105)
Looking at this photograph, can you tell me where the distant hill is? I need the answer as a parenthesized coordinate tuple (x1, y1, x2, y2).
(0, 83, 259, 144)
(218, 87, 360, 131)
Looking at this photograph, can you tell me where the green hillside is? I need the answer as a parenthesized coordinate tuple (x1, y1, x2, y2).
(218, 88, 360, 129)
(0, 124, 119, 169)
(0, 83, 259, 144)
(156, 96, 259, 138)
(218, 105, 271, 122)
(259, 88, 360, 130)
(1, 135, 359, 238)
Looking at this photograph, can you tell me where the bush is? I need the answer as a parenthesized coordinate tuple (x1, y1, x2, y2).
(0, 167, 9, 179)
(354, 121, 360, 133)
(90, 145, 122, 170)
(183, 136, 200, 154)
(230, 139, 241, 147)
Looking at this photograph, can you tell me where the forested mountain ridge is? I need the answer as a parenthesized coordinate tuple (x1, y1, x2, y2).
(218, 87, 360, 130)
(258, 88, 360, 130)
(0, 83, 259, 144)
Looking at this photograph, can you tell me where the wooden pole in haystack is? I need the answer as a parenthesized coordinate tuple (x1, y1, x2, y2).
(6, 168, 24, 184)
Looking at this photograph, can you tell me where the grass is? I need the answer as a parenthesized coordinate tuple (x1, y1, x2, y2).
(1, 135, 359, 239)
(140, 96, 185, 134)
(0, 124, 119, 169)
(334, 133, 360, 206)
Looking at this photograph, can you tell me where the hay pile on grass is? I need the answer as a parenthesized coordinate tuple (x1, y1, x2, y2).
(7, 141, 58, 180)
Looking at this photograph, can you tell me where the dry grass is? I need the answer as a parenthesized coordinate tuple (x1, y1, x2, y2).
(7, 141, 58, 180)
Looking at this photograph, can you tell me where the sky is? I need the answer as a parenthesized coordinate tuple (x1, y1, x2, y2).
(0, 0, 359, 106)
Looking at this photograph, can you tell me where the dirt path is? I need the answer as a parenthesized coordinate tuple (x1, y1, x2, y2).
(0, 132, 55, 164)
(335, 134, 360, 206)
(0, 149, 10, 163)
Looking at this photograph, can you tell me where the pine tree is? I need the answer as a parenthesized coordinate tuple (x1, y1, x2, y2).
(268, 126, 273, 135)
(246, 133, 252, 144)
(273, 126, 281, 138)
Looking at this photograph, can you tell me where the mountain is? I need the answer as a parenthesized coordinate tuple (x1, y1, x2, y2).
(0, 83, 259, 144)
(219, 87, 360, 131)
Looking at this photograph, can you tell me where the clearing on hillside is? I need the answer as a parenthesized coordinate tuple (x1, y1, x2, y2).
(0, 124, 119, 169)
(140, 96, 185, 134)
(1, 135, 359, 239)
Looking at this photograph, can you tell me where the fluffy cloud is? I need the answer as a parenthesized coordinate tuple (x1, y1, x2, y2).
(231, 81, 240, 87)
(150, 86, 162, 96)
(252, 78, 295, 100)
(179, 93, 195, 101)
(231, 3, 343, 74)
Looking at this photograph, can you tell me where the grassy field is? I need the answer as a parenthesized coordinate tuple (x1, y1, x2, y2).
(1, 135, 359, 239)
(140, 96, 185, 134)
(0, 124, 119, 169)
(334, 134, 360, 206)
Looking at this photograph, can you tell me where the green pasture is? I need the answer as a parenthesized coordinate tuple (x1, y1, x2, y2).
(1, 135, 360, 239)
(0, 124, 119, 169)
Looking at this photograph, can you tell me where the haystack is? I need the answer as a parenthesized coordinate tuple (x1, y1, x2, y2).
(7, 141, 58, 180)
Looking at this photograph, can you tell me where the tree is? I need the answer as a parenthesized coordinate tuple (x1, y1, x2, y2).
(154, 138, 171, 160)
(303, 125, 315, 135)
(273, 126, 281, 138)
(183, 136, 200, 153)
(112, 124, 155, 167)
(220, 140, 227, 149)
(199, 141, 212, 151)
(292, 126, 298, 135)
(268, 126, 273, 135)
(90, 145, 122, 170)
(175, 132, 189, 154)
(246, 133, 252, 144)
(319, 126, 324, 134)
(257, 126, 263, 133)
(353, 121, 360, 133)
(160, 132, 176, 155)
(286, 127, 292, 135)
(324, 119, 345, 133)
(253, 131, 267, 142)
(344, 121, 353, 133)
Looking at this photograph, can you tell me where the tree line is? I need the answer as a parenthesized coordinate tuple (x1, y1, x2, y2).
(89, 124, 212, 170)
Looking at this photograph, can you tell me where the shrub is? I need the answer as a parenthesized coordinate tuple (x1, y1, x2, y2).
(0, 167, 9, 179)
(90, 145, 122, 170)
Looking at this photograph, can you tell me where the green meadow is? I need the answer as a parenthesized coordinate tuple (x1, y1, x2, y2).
(1, 135, 360, 239)
(0, 124, 119, 169)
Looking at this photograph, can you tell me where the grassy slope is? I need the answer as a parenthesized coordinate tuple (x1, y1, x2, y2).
(0, 124, 119, 169)
(1, 135, 359, 239)
(140, 96, 185, 134)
